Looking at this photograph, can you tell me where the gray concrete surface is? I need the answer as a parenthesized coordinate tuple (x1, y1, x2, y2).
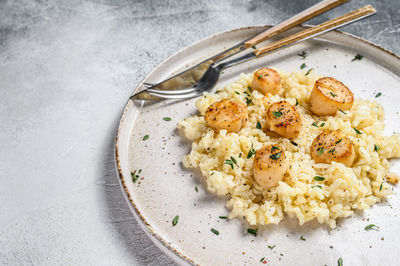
(0, 0, 399, 265)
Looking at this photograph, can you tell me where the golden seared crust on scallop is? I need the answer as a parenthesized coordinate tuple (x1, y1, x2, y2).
(266, 101, 301, 139)
(310, 129, 355, 167)
(251, 68, 282, 95)
(204, 99, 248, 133)
(252, 144, 288, 189)
(309, 77, 354, 116)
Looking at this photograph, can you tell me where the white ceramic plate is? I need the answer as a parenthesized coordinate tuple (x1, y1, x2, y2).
(115, 26, 400, 265)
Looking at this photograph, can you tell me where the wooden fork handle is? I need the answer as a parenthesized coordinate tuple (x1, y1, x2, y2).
(244, 0, 349, 48)
(254, 5, 376, 57)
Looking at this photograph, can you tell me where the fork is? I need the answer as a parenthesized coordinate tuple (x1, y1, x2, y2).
(134, 0, 349, 99)
(132, 5, 375, 100)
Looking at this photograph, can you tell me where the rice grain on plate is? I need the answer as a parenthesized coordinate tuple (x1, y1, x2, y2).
(178, 70, 400, 228)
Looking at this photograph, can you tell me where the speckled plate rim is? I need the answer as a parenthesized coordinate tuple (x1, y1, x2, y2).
(114, 25, 400, 266)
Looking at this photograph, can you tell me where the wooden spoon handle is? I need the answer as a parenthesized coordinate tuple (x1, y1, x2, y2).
(255, 5, 376, 57)
(244, 0, 350, 48)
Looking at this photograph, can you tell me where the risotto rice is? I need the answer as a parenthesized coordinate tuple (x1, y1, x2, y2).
(177, 70, 400, 228)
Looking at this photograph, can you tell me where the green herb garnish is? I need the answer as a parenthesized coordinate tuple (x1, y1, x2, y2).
(295, 99, 299, 106)
(271, 145, 280, 152)
(142, 135, 150, 141)
(300, 236, 306, 241)
(235, 91, 240, 95)
(364, 224, 379, 231)
(312, 185, 322, 189)
(305, 68, 313, 76)
(258, 75, 262, 80)
(339, 109, 347, 114)
(317, 147, 325, 156)
(247, 85, 252, 92)
(247, 228, 258, 236)
(328, 148, 335, 154)
(230, 156, 237, 165)
(374, 144, 380, 152)
(172, 215, 179, 226)
(375, 92, 382, 98)
(131, 171, 139, 183)
(320, 122, 325, 127)
(352, 53, 364, 61)
(379, 183, 383, 191)
(163, 117, 172, 121)
(269, 151, 282, 160)
(353, 128, 362, 134)
(260, 257, 265, 262)
(298, 51, 308, 59)
(245, 97, 252, 106)
(256, 121, 262, 129)
(312, 122, 318, 127)
(338, 257, 343, 266)
(211, 228, 219, 235)
(219, 216, 228, 219)
(195, 186, 198, 192)
(268, 245, 276, 250)
(272, 111, 282, 117)
(224, 160, 234, 169)
(247, 146, 256, 159)
(224, 156, 238, 169)
(336, 138, 343, 144)
(314, 176, 325, 181)
(330, 91, 337, 97)
(252, 45, 256, 49)
(300, 63, 306, 69)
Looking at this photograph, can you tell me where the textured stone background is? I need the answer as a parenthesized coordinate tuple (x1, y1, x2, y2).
(0, 0, 399, 265)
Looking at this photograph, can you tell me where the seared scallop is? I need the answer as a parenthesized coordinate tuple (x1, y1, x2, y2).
(310, 130, 355, 167)
(204, 99, 248, 133)
(266, 101, 301, 138)
(252, 144, 289, 189)
(309, 77, 354, 116)
(251, 68, 282, 95)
